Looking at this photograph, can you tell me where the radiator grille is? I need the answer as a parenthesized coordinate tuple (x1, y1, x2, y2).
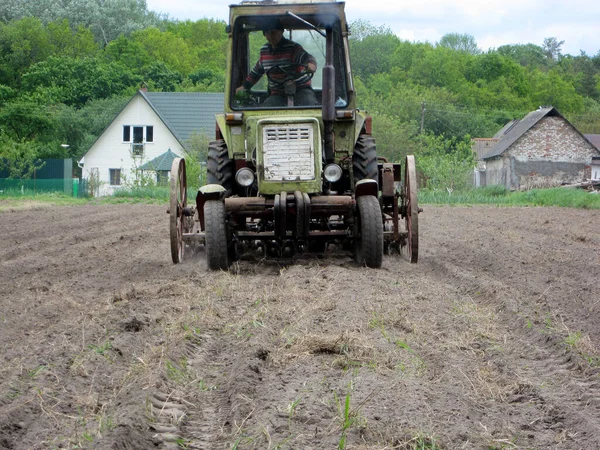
(262, 124, 315, 181)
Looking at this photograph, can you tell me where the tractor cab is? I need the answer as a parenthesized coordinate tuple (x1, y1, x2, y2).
(227, 2, 352, 111)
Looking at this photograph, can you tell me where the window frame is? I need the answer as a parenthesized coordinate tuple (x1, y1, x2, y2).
(122, 125, 154, 143)
(109, 168, 121, 186)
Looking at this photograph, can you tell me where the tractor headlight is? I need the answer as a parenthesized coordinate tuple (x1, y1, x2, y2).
(324, 164, 343, 183)
(235, 167, 255, 187)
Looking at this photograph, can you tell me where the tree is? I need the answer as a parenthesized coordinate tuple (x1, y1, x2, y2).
(542, 37, 564, 61)
(0, 131, 45, 179)
(141, 61, 182, 92)
(348, 20, 400, 79)
(437, 33, 481, 55)
(21, 56, 140, 107)
(0, 100, 56, 141)
(129, 28, 198, 75)
(528, 69, 585, 113)
(496, 43, 548, 69)
(415, 133, 476, 191)
(0, 17, 52, 88)
(0, 0, 166, 46)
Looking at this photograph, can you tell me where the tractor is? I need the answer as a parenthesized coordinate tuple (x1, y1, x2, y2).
(169, 0, 420, 270)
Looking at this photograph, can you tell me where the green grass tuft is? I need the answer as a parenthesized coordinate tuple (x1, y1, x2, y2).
(420, 186, 600, 209)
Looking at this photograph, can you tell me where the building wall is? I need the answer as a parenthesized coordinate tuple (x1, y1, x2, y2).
(508, 116, 598, 189)
(485, 156, 508, 188)
(82, 95, 185, 196)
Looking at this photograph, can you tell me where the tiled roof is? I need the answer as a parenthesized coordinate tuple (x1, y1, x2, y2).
(139, 148, 182, 171)
(484, 107, 556, 159)
(584, 134, 600, 151)
(141, 91, 225, 147)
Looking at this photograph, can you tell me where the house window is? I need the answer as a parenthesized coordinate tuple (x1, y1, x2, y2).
(122, 125, 154, 143)
(109, 168, 121, 186)
(157, 170, 169, 185)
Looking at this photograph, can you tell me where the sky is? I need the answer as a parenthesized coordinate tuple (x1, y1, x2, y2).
(145, 0, 600, 57)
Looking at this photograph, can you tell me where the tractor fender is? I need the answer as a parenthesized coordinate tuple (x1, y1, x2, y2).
(354, 110, 371, 144)
(215, 114, 231, 149)
(354, 179, 378, 198)
(198, 184, 227, 200)
(196, 184, 227, 231)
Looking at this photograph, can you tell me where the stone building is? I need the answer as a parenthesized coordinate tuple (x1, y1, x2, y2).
(473, 107, 600, 190)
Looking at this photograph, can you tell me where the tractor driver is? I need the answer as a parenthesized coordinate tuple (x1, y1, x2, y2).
(236, 19, 319, 107)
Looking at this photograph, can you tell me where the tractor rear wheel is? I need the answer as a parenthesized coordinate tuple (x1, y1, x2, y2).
(353, 135, 378, 185)
(354, 195, 383, 268)
(204, 200, 229, 271)
(207, 140, 234, 196)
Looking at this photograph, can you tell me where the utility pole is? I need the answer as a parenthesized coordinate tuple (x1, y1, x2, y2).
(420, 101, 426, 134)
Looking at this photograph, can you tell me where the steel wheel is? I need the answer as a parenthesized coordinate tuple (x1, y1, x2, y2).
(170, 157, 187, 264)
(354, 195, 383, 268)
(404, 155, 419, 263)
(204, 200, 229, 271)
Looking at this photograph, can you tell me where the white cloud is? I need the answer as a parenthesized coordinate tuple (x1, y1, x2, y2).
(145, 0, 600, 56)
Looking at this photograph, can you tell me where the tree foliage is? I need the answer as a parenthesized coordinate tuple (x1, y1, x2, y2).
(0, 5, 599, 180)
(437, 33, 481, 55)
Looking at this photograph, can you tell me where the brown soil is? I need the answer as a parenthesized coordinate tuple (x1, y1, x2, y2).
(1, 203, 599, 449)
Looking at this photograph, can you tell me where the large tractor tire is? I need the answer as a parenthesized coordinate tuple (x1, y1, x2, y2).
(354, 195, 383, 268)
(207, 140, 234, 196)
(204, 200, 229, 271)
(352, 135, 378, 184)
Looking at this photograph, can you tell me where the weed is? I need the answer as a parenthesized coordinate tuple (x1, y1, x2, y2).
(198, 379, 217, 391)
(336, 388, 353, 449)
(564, 331, 582, 348)
(405, 434, 442, 449)
(287, 397, 302, 419)
(334, 382, 364, 449)
(28, 365, 47, 379)
(175, 437, 190, 448)
(88, 340, 112, 356)
(165, 359, 192, 385)
(368, 312, 390, 341)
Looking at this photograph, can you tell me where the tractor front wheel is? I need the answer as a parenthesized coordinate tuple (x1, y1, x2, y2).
(204, 200, 229, 271)
(354, 195, 383, 268)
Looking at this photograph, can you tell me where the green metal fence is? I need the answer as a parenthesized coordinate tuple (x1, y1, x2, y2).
(0, 158, 90, 197)
(0, 178, 88, 197)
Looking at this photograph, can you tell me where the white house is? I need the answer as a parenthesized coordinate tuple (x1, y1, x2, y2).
(79, 89, 225, 196)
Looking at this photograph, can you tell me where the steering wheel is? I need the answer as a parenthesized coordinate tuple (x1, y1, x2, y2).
(265, 63, 314, 87)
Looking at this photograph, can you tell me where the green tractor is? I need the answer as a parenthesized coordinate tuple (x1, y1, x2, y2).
(169, 0, 420, 270)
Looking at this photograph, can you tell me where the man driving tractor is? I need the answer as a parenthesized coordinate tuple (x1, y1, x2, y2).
(236, 18, 319, 107)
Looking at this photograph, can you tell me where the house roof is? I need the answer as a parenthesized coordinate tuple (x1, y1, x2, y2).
(141, 91, 225, 148)
(584, 134, 600, 151)
(483, 107, 600, 160)
(139, 148, 182, 171)
(484, 107, 557, 159)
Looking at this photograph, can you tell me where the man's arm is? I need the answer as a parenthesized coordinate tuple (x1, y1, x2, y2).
(293, 44, 317, 73)
(244, 58, 265, 90)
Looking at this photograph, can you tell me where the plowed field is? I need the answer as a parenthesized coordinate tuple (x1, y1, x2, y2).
(1, 203, 599, 449)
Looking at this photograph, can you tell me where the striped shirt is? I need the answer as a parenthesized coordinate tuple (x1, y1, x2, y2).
(243, 38, 317, 95)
